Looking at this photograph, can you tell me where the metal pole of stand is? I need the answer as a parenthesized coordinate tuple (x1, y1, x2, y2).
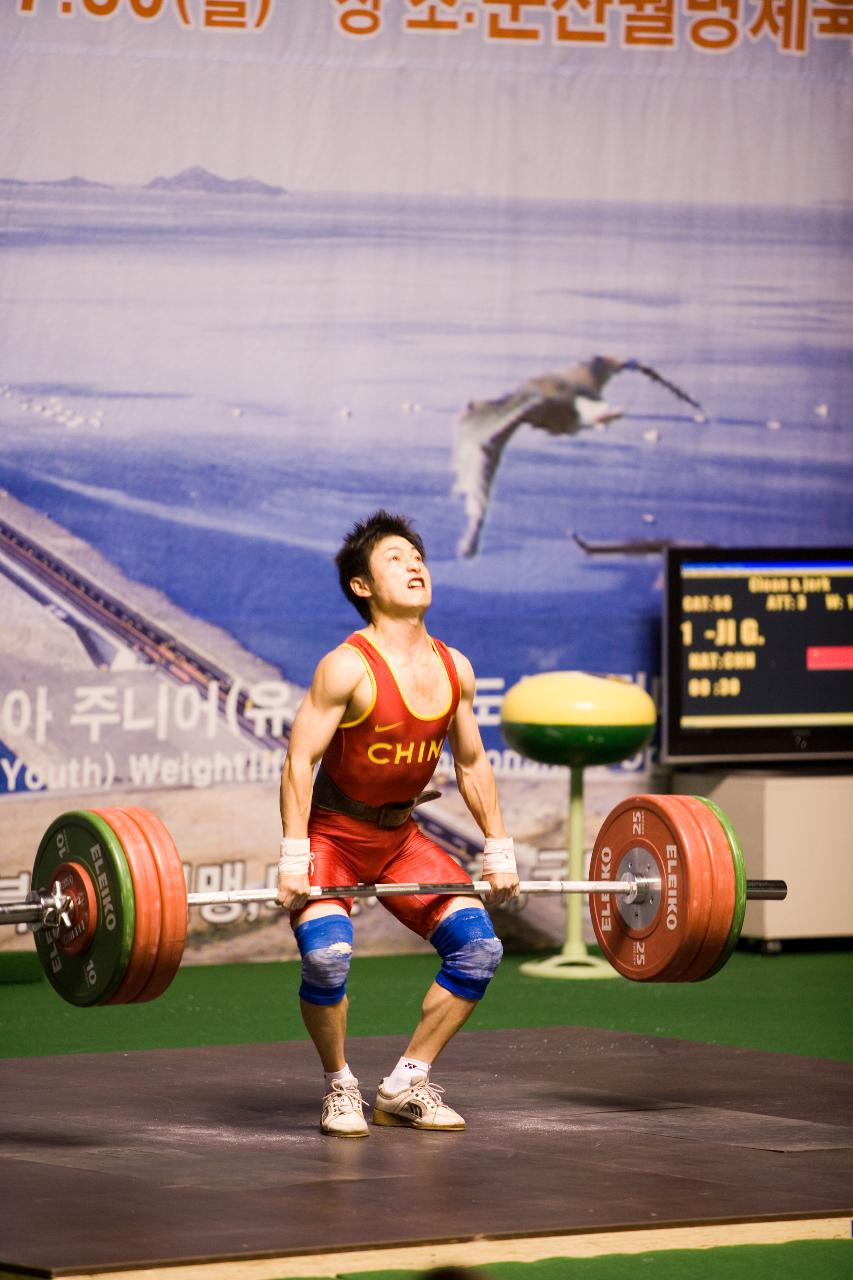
(520, 764, 620, 980)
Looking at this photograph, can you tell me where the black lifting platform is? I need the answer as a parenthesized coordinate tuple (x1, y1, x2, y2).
(1, 1027, 852, 1275)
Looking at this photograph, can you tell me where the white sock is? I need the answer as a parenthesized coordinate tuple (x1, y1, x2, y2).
(324, 1064, 356, 1090)
(382, 1055, 430, 1095)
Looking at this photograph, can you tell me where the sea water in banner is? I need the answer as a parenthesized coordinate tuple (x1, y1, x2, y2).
(1, 1, 851, 961)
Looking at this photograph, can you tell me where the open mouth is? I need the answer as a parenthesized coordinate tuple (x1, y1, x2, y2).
(408, 576, 425, 589)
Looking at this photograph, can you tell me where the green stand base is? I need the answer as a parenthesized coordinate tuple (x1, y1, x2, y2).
(519, 951, 620, 981)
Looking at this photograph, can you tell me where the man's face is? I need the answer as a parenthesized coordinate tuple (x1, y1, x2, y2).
(357, 535, 431, 617)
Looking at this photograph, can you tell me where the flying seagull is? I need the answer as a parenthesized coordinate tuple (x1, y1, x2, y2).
(452, 355, 704, 558)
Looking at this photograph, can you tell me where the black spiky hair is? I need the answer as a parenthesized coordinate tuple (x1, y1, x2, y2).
(335, 510, 426, 622)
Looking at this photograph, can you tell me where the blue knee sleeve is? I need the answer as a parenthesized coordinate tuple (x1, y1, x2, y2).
(431, 908, 503, 1001)
(295, 915, 354, 1006)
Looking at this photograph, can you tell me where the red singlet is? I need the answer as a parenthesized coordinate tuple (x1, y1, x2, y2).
(307, 631, 470, 938)
(321, 632, 461, 807)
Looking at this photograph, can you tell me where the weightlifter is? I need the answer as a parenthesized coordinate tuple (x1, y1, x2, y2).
(277, 511, 519, 1137)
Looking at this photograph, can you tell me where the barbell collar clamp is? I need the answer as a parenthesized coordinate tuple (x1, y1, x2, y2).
(51, 881, 74, 930)
(0, 888, 72, 930)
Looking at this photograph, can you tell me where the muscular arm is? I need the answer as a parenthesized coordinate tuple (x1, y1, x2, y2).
(280, 645, 366, 835)
(447, 649, 519, 903)
(447, 650, 506, 839)
(277, 645, 366, 907)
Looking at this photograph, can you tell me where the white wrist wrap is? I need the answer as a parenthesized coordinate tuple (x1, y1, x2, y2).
(278, 838, 312, 877)
(482, 837, 516, 875)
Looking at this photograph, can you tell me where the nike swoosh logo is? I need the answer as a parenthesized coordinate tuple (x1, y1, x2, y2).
(374, 721, 404, 733)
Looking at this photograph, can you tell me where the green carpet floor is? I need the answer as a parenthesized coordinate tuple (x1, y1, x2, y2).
(302, 1241, 851, 1280)
(1, 944, 851, 1060)
(1, 945, 851, 1280)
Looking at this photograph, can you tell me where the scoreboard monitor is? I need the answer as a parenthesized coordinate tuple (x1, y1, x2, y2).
(662, 547, 853, 764)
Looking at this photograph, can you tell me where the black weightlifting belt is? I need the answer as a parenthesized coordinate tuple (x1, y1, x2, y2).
(312, 764, 441, 830)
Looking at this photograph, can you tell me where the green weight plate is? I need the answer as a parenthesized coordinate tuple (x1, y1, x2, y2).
(695, 797, 747, 980)
(32, 810, 136, 1007)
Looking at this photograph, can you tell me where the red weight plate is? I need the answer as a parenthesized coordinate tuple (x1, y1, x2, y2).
(92, 807, 163, 1005)
(671, 795, 737, 983)
(589, 795, 714, 981)
(119, 806, 188, 1002)
(52, 861, 99, 958)
(655, 795, 721, 983)
(642, 795, 715, 983)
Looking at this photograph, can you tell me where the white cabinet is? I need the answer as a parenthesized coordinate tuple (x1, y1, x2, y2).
(671, 772, 852, 941)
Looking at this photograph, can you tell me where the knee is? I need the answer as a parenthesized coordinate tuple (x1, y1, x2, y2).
(431, 907, 503, 1001)
(295, 914, 354, 1006)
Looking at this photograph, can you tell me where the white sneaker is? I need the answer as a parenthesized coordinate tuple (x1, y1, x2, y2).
(321, 1078, 368, 1138)
(373, 1079, 465, 1131)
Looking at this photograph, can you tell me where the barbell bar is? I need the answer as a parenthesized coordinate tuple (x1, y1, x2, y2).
(182, 877, 787, 908)
(1, 876, 787, 927)
(0, 880, 646, 927)
(2, 796, 787, 1005)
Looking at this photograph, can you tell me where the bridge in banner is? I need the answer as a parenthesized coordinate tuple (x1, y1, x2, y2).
(0, 514, 483, 860)
(0, 514, 290, 751)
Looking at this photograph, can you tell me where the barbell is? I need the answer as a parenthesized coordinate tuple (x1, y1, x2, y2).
(0, 796, 786, 1006)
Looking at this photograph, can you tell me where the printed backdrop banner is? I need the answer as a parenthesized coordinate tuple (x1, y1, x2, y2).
(1, 1, 851, 960)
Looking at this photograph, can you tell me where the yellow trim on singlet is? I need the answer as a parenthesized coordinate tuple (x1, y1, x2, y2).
(356, 631, 455, 723)
(338, 642, 378, 729)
